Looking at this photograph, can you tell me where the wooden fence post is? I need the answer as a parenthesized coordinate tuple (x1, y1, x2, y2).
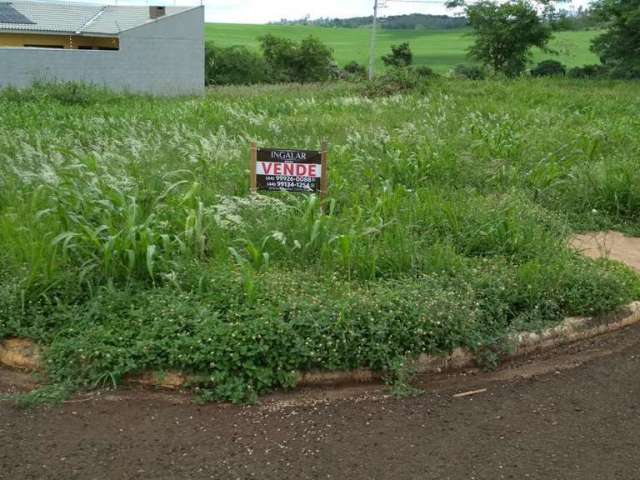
(320, 141, 328, 211)
(250, 142, 257, 194)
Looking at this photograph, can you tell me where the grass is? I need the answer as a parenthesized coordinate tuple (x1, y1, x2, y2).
(0, 79, 639, 403)
(205, 24, 601, 72)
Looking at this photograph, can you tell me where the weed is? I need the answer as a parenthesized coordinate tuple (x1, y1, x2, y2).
(0, 79, 639, 402)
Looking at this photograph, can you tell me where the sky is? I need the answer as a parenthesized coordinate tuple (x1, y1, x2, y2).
(67, 0, 593, 24)
(205, 0, 452, 24)
(201, 0, 592, 24)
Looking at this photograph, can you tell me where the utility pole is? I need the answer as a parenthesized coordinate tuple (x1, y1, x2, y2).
(368, 0, 380, 80)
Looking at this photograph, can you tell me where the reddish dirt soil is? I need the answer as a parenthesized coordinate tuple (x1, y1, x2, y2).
(570, 231, 640, 272)
(2, 325, 640, 480)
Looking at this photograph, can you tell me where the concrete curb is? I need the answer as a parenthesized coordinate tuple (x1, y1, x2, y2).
(2, 302, 639, 390)
(297, 301, 640, 386)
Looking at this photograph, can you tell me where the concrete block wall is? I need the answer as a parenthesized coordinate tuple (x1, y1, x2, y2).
(0, 7, 204, 96)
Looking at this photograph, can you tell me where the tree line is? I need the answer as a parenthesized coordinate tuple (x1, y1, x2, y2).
(271, 9, 605, 32)
(453, 0, 639, 79)
(271, 13, 468, 30)
(205, 0, 640, 86)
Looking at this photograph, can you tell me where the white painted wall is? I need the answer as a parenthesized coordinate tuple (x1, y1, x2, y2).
(0, 7, 204, 96)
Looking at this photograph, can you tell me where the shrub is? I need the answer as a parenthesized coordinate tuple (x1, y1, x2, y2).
(453, 64, 486, 80)
(363, 67, 422, 97)
(413, 65, 438, 78)
(344, 61, 368, 78)
(259, 34, 334, 83)
(382, 42, 413, 68)
(531, 60, 567, 77)
(608, 63, 640, 80)
(205, 42, 268, 86)
(567, 64, 609, 79)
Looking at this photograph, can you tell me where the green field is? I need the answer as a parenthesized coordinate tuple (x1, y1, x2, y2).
(206, 24, 601, 72)
(1, 79, 639, 403)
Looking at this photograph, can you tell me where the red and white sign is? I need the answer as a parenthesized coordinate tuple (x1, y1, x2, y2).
(256, 161, 322, 178)
(252, 147, 326, 194)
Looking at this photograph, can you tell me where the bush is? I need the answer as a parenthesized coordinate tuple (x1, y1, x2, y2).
(204, 37, 335, 86)
(567, 64, 609, 79)
(382, 42, 413, 67)
(453, 64, 487, 80)
(205, 42, 268, 86)
(344, 61, 368, 78)
(259, 34, 334, 83)
(413, 65, 438, 78)
(607, 62, 640, 80)
(531, 60, 567, 77)
(363, 67, 422, 97)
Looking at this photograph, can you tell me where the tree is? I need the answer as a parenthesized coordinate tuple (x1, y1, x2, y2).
(382, 43, 413, 67)
(298, 36, 335, 82)
(591, 0, 640, 79)
(204, 42, 268, 86)
(259, 35, 334, 83)
(449, 0, 553, 76)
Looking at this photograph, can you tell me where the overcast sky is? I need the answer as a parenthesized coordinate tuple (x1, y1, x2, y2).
(76, 0, 592, 24)
(200, 0, 591, 23)
(205, 0, 450, 24)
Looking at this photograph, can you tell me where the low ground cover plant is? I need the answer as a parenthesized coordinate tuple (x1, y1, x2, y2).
(1, 79, 639, 403)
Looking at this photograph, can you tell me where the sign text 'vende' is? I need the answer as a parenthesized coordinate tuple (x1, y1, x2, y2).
(250, 145, 327, 195)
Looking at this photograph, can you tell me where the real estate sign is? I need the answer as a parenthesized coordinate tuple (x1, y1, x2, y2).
(250, 144, 327, 196)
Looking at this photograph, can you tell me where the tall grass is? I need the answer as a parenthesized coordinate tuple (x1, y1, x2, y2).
(0, 79, 639, 401)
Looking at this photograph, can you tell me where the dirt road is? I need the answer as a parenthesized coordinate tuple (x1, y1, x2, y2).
(2, 325, 640, 480)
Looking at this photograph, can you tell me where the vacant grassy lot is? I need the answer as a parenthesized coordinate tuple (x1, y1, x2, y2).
(1, 79, 639, 402)
(205, 24, 601, 72)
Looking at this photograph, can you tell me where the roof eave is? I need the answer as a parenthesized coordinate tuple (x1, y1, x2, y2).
(0, 28, 119, 37)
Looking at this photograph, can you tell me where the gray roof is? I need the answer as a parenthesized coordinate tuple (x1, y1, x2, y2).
(0, 1, 195, 36)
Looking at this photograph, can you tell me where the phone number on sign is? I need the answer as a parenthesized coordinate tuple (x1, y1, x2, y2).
(265, 181, 315, 190)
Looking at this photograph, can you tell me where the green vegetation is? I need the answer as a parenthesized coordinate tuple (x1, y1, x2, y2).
(205, 35, 334, 86)
(1, 79, 640, 403)
(205, 43, 269, 86)
(259, 34, 334, 83)
(274, 13, 468, 30)
(591, 0, 640, 79)
(459, 0, 554, 76)
(382, 42, 414, 68)
(531, 59, 567, 77)
(205, 23, 601, 73)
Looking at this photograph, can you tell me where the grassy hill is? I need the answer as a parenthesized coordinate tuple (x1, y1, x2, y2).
(205, 24, 600, 73)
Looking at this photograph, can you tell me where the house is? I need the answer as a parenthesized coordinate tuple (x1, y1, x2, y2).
(0, 1, 204, 95)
